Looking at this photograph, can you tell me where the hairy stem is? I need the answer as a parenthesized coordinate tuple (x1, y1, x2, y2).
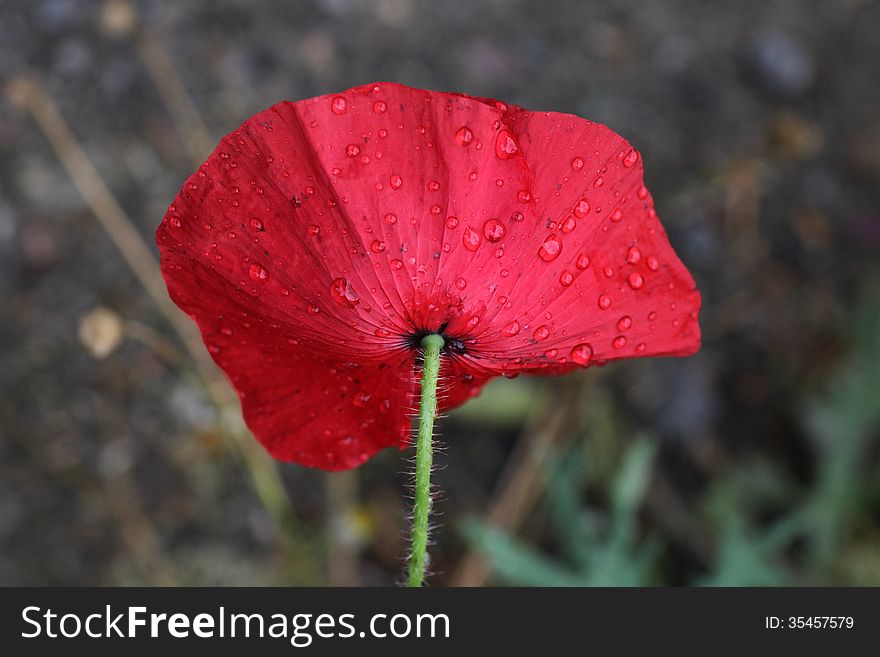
(408, 333, 444, 587)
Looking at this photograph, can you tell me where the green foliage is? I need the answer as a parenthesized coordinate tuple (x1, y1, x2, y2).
(463, 290, 880, 586)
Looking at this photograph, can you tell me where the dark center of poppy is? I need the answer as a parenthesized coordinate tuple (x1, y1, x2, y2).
(406, 323, 467, 355)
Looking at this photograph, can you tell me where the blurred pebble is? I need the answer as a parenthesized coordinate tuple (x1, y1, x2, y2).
(78, 306, 124, 359)
(747, 31, 815, 98)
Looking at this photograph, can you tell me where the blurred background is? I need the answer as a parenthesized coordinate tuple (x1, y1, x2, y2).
(2, 0, 879, 586)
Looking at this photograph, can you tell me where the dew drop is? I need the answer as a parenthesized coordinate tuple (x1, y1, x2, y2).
(352, 392, 371, 408)
(576, 253, 591, 270)
(561, 216, 577, 233)
(570, 343, 593, 366)
(390, 174, 403, 189)
(571, 157, 584, 171)
(370, 240, 386, 252)
(330, 96, 347, 114)
(455, 277, 467, 290)
(330, 277, 359, 307)
(636, 342, 647, 353)
(383, 212, 397, 224)
(559, 270, 574, 286)
(628, 272, 644, 289)
(248, 217, 265, 232)
(248, 263, 268, 282)
(501, 320, 521, 337)
(483, 219, 506, 242)
(604, 266, 614, 278)
(646, 256, 660, 271)
(574, 198, 591, 217)
(538, 234, 562, 262)
(598, 295, 611, 309)
(373, 100, 387, 114)
(446, 215, 459, 229)
(510, 211, 524, 222)
(626, 246, 641, 264)
(168, 216, 181, 228)
(455, 126, 474, 146)
(637, 186, 649, 199)
(533, 325, 550, 341)
(430, 204, 442, 215)
(428, 180, 440, 192)
(617, 316, 632, 331)
(613, 335, 627, 349)
(622, 148, 640, 167)
(390, 259, 403, 270)
(308, 225, 320, 236)
(462, 226, 482, 251)
(345, 143, 361, 158)
(610, 209, 623, 223)
(494, 129, 518, 159)
(307, 303, 320, 315)
(517, 190, 531, 203)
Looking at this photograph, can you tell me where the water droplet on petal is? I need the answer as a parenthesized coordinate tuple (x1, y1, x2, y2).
(628, 272, 644, 289)
(623, 148, 640, 167)
(308, 225, 320, 236)
(383, 213, 397, 224)
(646, 256, 660, 271)
(373, 100, 387, 114)
(430, 204, 442, 215)
(636, 342, 647, 353)
(538, 235, 562, 262)
(626, 246, 641, 264)
(462, 226, 482, 251)
(455, 126, 474, 146)
(248, 217, 264, 231)
(370, 240, 386, 252)
(533, 325, 550, 341)
(330, 96, 347, 114)
(610, 209, 623, 222)
(613, 335, 627, 349)
(390, 174, 403, 189)
(346, 143, 360, 157)
(248, 263, 268, 282)
(561, 216, 577, 233)
(574, 198, 591, 217)
(501, 320, 521, 337)
(446, 215, 459, 229)
(330, 277, 359, 307)
(571, 157, 584, 171)
(428, 180, 440, 191)
(390, 259, 403, 270)
(510, 211, 524, 222)
(617, 316, 632, 331)
(307, 303, 320, 315)
(598, 295, 611, 309)
(637, 185, 649, 199)
(517, 190, 531, 203)
(576, 253, 591, 269)
(570, 343, 593, 366)
(455, 277, 467, 290)
(559, 270, 574, 286)
(352, 392, 371, 408)
(483, 219, 506, 242)
(494, 129, 518, 159)
(168, 216, 181, 228)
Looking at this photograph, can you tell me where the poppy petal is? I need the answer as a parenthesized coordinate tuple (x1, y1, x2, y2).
(157, 82, 700, 469)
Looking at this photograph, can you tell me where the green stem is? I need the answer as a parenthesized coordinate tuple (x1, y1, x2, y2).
(407, 333, 444, 587)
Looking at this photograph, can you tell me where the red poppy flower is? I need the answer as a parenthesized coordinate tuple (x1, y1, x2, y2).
(157, 82, 701, 470)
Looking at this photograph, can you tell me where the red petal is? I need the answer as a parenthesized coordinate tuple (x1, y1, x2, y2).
(157, 82, 700, 469)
